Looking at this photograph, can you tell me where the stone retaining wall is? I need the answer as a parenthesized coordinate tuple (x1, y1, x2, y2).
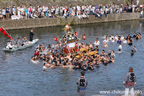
(0, 13, 141, 30)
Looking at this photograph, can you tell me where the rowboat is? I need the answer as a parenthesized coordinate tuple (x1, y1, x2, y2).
(3, 39, 39, 52)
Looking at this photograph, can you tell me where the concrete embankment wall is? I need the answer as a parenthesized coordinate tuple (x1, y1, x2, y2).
(0, 13, 141, 30)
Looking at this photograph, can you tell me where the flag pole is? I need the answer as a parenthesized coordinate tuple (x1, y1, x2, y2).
(1, 27, 13, 40)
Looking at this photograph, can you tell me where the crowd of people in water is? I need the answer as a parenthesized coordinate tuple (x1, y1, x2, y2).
(30, 32, 142, 71)
(0, 1, 144, 20)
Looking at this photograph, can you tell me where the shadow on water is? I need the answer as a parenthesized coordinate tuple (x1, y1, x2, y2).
(0, 20, 144, 96)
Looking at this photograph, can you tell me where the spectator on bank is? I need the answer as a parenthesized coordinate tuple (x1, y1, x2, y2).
(136, 0, 139, 5)
(6, 7, 9, 19)
(25, 6, 28, 19)
(51, 5, 55, 17)
(0, 3, 143, 20)
(28, 5, 32, 18)
(17, 5, 21, 18)
(0, 9, 3, 20)
(22, 6, 25, 16)
(49, 11, 53, 18)
(55, 5, 59, 17)
(12, 5, 16, 15)
(140, 10, 143, 18)
(2, 8, 6, 19)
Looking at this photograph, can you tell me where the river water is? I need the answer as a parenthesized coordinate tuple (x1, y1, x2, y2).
(0, 20, 144, 96)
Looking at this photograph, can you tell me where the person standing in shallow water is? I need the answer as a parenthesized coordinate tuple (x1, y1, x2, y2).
(76, 71, 88, 96)
(30, 29, 34, 41)
(123, 67, 136, 96)
(131, 50, 134, 56)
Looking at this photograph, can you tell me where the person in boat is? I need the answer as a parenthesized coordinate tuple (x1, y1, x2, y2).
(76, 71, 88, 96)
(30, 29, 34, 41)
(6, 41, 13, 49)
(10, 39, 16, 45)
(16, 37, 22, 47)
(123, 67, 136, 96)
(22, 36, 28, 46)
